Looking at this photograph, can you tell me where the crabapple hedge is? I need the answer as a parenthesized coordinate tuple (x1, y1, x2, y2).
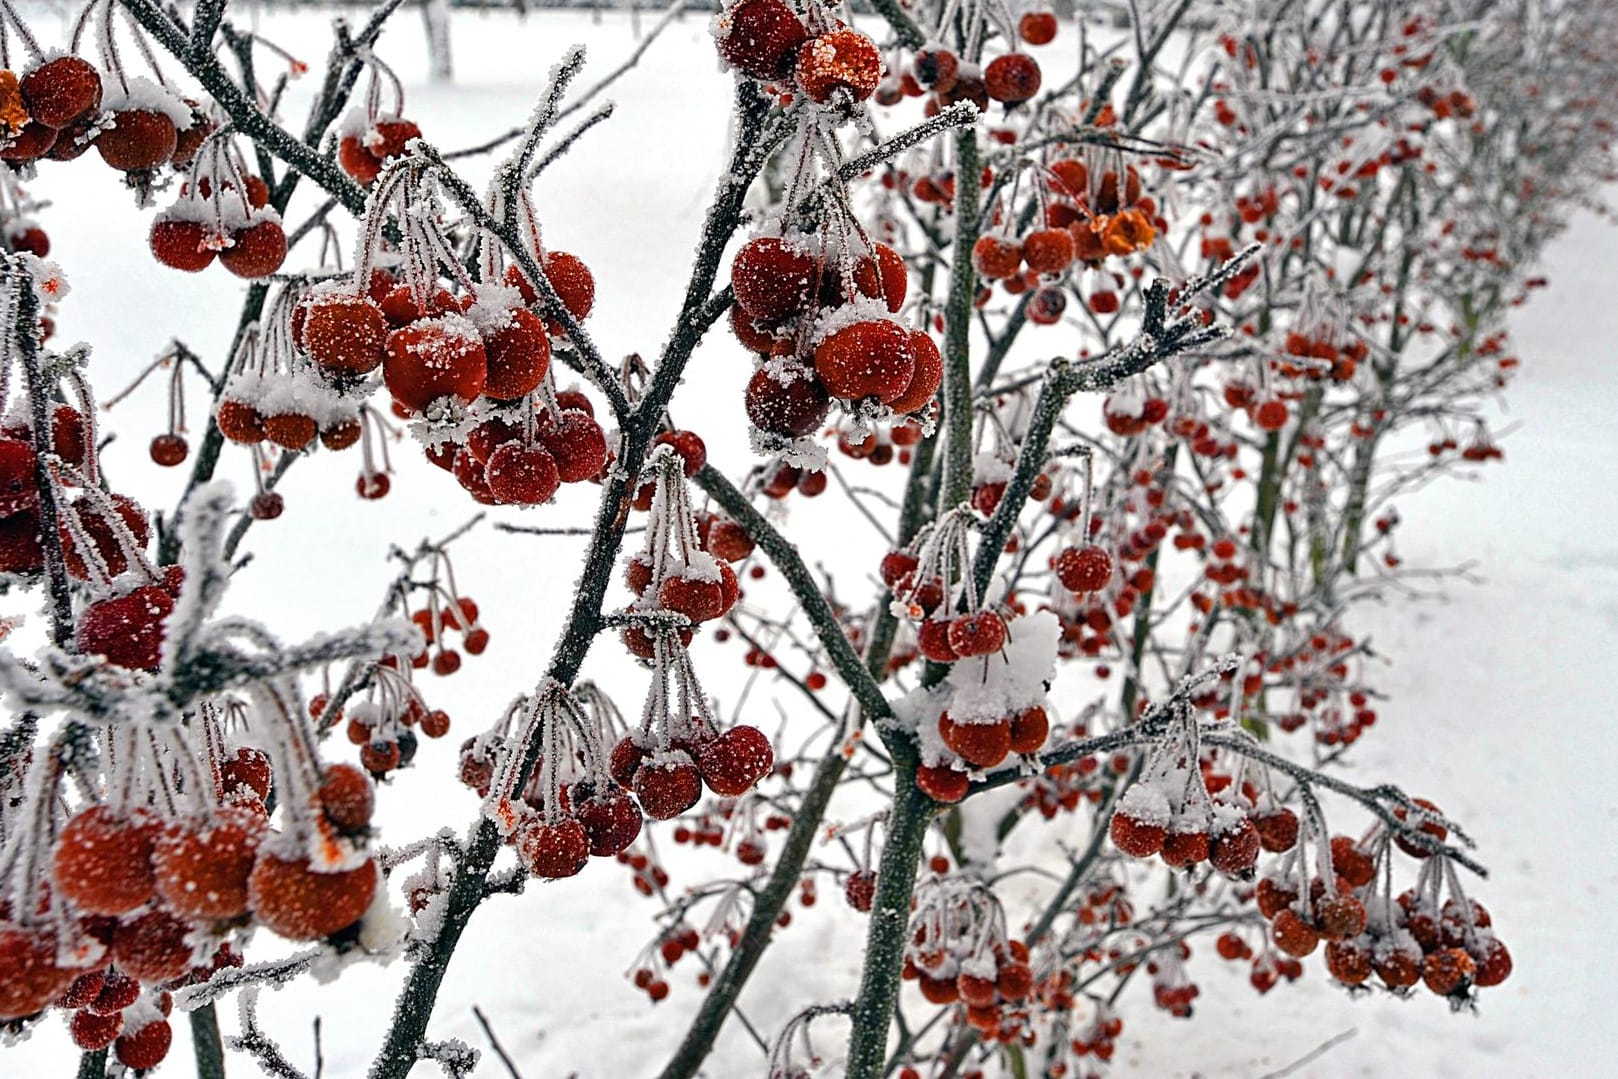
(0, 0, 1613, 1076)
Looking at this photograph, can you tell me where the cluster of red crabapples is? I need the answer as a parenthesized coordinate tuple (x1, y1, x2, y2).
(0, 6, 292, 279)
(480, 682, 645, 881)
(0, 390, 90, 576)
(970, 156, 1164, 322)
(300, 154, 605, 507)
(0, 392, 194, 672)
(608, 629, 775, 824)
(714, 1, 887, 110)
(334, 52, 423, 189)
(898, 3, 1061, 113)
(209, 282, 368, 501)
(731, 226, 942, 446)
(1247, 800, 1512, 1002)
(147, 131, 287, 279)
(879, 508, 1055, 800)
(1107, 724, 1265, 879)
(620, 444, 741, 658)
(0, 697, 384, 1068)
(900, 876, 1037, 1043)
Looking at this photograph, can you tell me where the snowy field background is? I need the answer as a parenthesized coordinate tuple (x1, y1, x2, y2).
(3, 7, 1615, 1076)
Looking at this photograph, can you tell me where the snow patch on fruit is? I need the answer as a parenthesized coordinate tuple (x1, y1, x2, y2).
(100, 76, 192, 128)
(944, 609, 1058, 724)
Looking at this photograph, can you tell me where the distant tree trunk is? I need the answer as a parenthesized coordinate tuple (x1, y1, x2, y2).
(422, 0, 452, 83)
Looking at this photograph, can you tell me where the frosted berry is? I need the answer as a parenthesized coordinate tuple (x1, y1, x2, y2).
(216, 399, 266, 443)
(481, 307, 551, 400)
(385, 316, 488, 412)
(220, 220, 287, 279)
(303, 295, 388, 375)
(1317, 894, 1368, 941)
(486, 443, 561, 505)
(998, 961, 1034, 1001)
(1110, 810, 1165, 858)
(1028, 286, 1067, 325)
(1022, 227, 1076, 275)
(1253, 807, 1299, 852)
(947, 610, 1007, 657)
(1376, 948, 1422, 989)
(609, 736, 648, 788)
(263, 412, 317, 451)
(1210, 817, 1261, 877)
(1009, 706, 1050, 755)
(984, 54, 1042, 104)
(250, 490, 286, 518)
(111, 909, 194, 983)
(59, 970, 106, 1010)
(887, 332, 942, 415)
(716, 0, 808, 80)
(248, 852, 379, 941)
(1160, 828, 1210, 867)
(1470, 937, 1512, 987)
(844, 869, 876, 912)
(912, 48, 960, 93)
(1422, 947, 1476, 996)
(731, 304, 786, 354)
(1018, 12, 1059, 46)
(633, 755, 703, 820)
(518, 817, 590, 879)
(53, 808, 158, 916)
(221, 747, 273, 803)
(1325, 940, 1373, 986)
(538, 251, 595, 332)
(915, 763, 969, 803)
(76, 586, 174, 670)
(97, 110, 177, 171)
(320, 417, 363, 451)
(972, 235, 1023, 280)
(540, 409, 608, 482)
(574, 786, 643, 856)
(0, 437, 38, 515)
(745, 366, 831, 437)
(2, 121, 58, 165)
(814, 319, 915, 403)
(380, 284, 457, 327)
(115, 1018, 173, 1070)
(795, 28, 882, 104)
(149, 433, 189, 466)
(939, 713, 1012, 769)
(1330, 836, 1375, 887)
(170, 104, 214, 168)
(1393, 797, 1448, 858)
(1254, 399, 1289, 431)
(153, 808, 265, 921)
(1271, 909, 1320, 957)
(319, 763, 375, 834)
(655, 429, 707, 476)
(149, 218, 216, 272)
(705, 518, 755, 562)
(0, 509, 43, 573)
(70, 1008, 123, 1051)
(20, 56, 103, 129)
(696, 725, 775, 796)
(1054, 545, 1112, 592)
(658, 572, 726, 622)
(916, 619, 959, 663)
(732, 236, 818, 323)
(0, 926, 73, 1020)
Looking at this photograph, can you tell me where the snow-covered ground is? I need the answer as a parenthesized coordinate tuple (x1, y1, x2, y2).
(3, 8, 1615, 1076)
